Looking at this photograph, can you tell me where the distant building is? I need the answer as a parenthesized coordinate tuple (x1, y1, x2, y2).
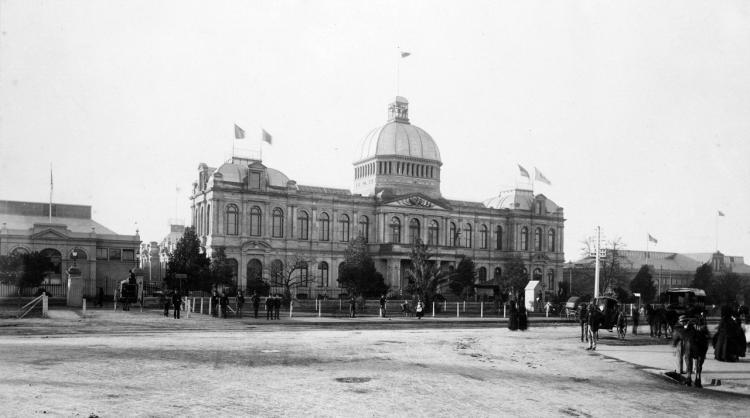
(189, 97, 565, 299)
(0, 200, 141, 297)
(138, 223, 186, 284)
(566, 249, 750, 296)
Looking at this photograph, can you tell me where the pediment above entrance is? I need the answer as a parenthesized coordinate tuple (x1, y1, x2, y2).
(380, 194, 449, 210)
(241, 240, 273, 253)
(31, 228, 70, 240)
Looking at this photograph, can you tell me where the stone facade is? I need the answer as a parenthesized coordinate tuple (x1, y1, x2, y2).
(0, 200, 141, 297)
(190, 98, 565, 299)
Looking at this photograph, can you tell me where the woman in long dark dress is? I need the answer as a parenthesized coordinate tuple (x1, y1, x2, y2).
(518, 303, 528, 331)
(508, 301, 519, 331)
(713, 305, 746, 361)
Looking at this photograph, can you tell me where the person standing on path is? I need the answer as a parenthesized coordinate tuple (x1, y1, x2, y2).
(349, 295, 357, 318)
(587, 304, 603, 350)
(172, 290, 182, 319)
(544, 301, 552, 318)
(162, 291, 170, 317)
(273, 295, 281, 319)
(236, 290, 245, 318)
(508, 301, 519, 331)
(416, 300, 424, 319)
(220, 291, 229, 318)
(379, 294, 387, 317)
(251, 291, 260, 318)
(518, 303, 528, 331)
(578, 302, 589, 342)
(632, 305, 640, 335)
(265, 295, 273, 320)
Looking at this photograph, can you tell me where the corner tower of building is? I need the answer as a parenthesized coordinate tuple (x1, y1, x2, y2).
(353, 97, 442, 199)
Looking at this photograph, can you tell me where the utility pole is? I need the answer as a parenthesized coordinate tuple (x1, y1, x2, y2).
(594, 226, 601, 298)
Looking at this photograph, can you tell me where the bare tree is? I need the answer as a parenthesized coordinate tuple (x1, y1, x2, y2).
(268, 253, 316, 303)
(406, 239, 450, 305)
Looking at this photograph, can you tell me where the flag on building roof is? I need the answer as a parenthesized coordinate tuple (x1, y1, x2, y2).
(534, 167, 551, 185)
(718, 210, 725, 216)
(648, 234, 658, 244)
(261, 129, 273, 145)
(234, 124, 245, 139)
(401, 51, 411, 58)
(518, 164, 530, 178)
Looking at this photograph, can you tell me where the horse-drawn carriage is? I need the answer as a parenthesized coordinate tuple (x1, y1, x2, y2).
(564, 296, 581, 320)
(594, 296, 620, 330)
(664, 288, 707, 322)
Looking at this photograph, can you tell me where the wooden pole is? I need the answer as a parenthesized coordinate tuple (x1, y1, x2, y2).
(481, 302, 484, 318)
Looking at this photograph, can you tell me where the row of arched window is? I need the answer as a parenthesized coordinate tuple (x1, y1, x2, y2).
(247, 258, 335, 288)
(519, 226, 556, 252)
(224, 205, 369, 242)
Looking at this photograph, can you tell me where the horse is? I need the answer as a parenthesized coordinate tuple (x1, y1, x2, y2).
(647, 305, 673, 339)
(672, 320, 710, 387)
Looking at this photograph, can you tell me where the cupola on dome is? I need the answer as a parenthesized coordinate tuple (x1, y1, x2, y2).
(357, 97, 441, 163)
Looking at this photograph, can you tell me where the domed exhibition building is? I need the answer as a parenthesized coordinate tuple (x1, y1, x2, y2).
(191, 97, 565, 300)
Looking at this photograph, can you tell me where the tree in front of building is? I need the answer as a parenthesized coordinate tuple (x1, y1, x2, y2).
(501, 254, 528, 302)
(165, 226, 211, 292)
(630, 265, 657, 303)
(405, 239, 449, 307)
(209, 247, 236, 293)
(448, 256, 476, 299)
(691, 263, 713, 292)
(337, 236, 389, 297)
(711, 272, 745, 306)
(0, 252, 51, 297)
(268, 254, 316, 304)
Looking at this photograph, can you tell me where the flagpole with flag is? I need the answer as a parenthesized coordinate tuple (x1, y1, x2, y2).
(716, 210, 725, 251)
(233, 124, 245, 158)
(647, 233, 657, 253)
(397, 49, 411, 96)
(260, 129, 272, 161)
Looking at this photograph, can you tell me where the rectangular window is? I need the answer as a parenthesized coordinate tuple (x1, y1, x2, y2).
(122, 249, 135, 261)
(109, 248, 122, 261)
(96, 248, 108, 260)
(250, 172, 262, 189)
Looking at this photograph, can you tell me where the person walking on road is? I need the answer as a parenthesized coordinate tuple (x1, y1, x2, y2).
(578, 302, 589, 342)
(587, 304, 603, 350)
(162, 291, 170, 317)
(251, 291, 260, 318)
(416, 300, 424, 319)
(172, 290, 182, 319)
(273, 294, 281, 319)
(632, 305, 640, 335)
(508, 301, 519, 331)
(518, 303, 528, 331)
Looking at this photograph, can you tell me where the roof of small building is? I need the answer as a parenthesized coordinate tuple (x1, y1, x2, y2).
(1, 213, 117, 235)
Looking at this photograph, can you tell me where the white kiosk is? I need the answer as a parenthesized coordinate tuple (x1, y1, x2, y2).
(524, 280, 541, 313)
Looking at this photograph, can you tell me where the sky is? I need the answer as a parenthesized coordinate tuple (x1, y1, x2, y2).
(1, 0, 749, 261)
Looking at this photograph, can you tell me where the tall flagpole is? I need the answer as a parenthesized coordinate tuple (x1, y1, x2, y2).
(715, 213, 719, 252)
(49, 162, 53, 223)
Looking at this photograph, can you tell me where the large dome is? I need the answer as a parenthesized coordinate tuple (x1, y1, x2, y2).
(356, 97, 441, 162)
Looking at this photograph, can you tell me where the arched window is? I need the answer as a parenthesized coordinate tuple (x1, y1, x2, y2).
(450, 222, 458, 247)
(69, 248, 88, 260)
(409, 218, 421, 244)
(534, 227, 542, 251)
(319, 212, 330, 241)
(520, 227, 529, 251)
(548, 229, 556, 252)
(225, 204, 239, 235)
(246, 259, 262, 289)
(480, 225, 488, 249)
(298, 210, 309, 240)
(495, 225, 503, 250)
(390, 217, 401, 243)
(226, 258, 238, 285)
(319, 262, 329, 287)
(296, 261, 309, 286)
(339, 214, 350, 242)
(10, 247, 29, 257)
(199, 206, 204, 235)
(358, 215, 369, 242)
(250, 206, 262, 236)
(270, 260, 284, 286)
(272, 208, 284, 238)
(338, 262, 346, 288)
(464, 223, 473, 248)
(478, 267, 487, 283)
(428, 220, 439, 246)
(533, 268, 543, 281)
(494, 267, 502, 280)
(40, 248, 62, 276)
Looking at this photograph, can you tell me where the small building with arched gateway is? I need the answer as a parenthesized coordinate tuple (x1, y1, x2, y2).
(191, 97, 565, 300)
(0, 200, 141, 297)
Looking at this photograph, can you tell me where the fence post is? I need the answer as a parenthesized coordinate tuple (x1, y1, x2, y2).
(443, 300, 447, 311)
(456, 302, 459, 318)
(42, 294, 48, 318)
(503, 303, 506, 318)
(82, 298, 87, 317)
(208, 297, 212, 317)
(319, 301, 322, 318)
(113, 292, 117, 311)
(200, 297, 204, 315)
(289, 300, 294, 318)
(186, 298, 190, 319)
(481, 302, 484, 318)
(432, 302, 435, 317)
(193, 297, 196, 313)
(463, 300, 466, 312)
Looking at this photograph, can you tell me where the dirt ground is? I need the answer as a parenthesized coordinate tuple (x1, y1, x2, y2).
(0, 310, 748, 417)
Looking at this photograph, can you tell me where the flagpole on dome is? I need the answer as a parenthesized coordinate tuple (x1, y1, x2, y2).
(716, 210, 725, 252)
(397, 49, 411, 96)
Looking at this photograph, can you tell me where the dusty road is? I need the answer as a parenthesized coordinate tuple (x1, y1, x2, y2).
(0, 311, 747, 417)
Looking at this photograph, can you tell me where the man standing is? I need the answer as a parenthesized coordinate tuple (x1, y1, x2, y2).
(251, 291, 260, 319)
(632, 305, 640, 335)
(579, 302, 589, 342)
(220, 291, 229, 318)
(265, 295, 273, 320)
(172, 290, 182, 319)
(236, 290, 245, 318)
(273, 295, 281, 319)
(349, 295, 357, 318)
(379, 294, 387, 318)
(162, 291, 170, 317)
(587, 304, 602, 350)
